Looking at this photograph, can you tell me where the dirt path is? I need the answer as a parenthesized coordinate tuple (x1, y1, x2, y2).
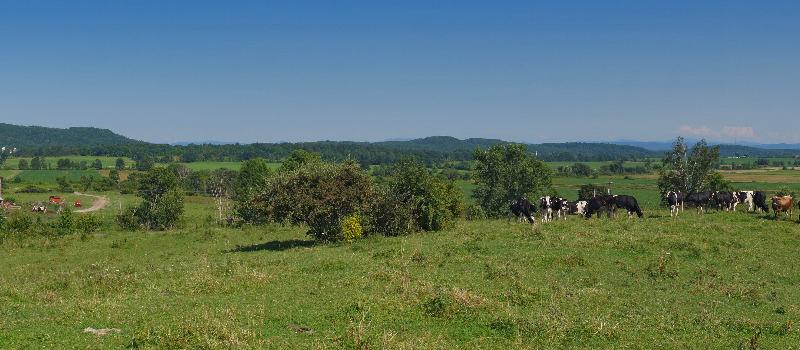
(73, 192, 110, 213)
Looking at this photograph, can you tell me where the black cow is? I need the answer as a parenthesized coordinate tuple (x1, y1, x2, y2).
(753, 191, 770, 213)
(713, 191, 738, 211)
(585, 195, 615, 219)
(685, 191, 713, 213)
(613, 195, 643, 218)
(510, 198, 536, 224)
(665, 191, 685, 217)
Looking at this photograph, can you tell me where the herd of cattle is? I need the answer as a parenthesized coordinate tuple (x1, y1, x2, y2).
(510, 190, 797, 224)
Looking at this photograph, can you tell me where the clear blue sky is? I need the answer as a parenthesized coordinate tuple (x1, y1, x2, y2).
(1, 1, 798, 144)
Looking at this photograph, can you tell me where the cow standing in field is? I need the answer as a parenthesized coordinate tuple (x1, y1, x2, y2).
(585, 195, 615, 219)
(613, 195, 644, 218)
(714, 191, 739, 211)
(539, 196, 567, 222)
(538, 196, 554, 222)
(666, 191, 685, 217)
(735, 191, 755, 212)
(510, 198, 536, 224)
(566, 200, 588, 217)
(771, 196, 793, 220)
(753, 191, 770, 213)
(685, 191, 713, 213)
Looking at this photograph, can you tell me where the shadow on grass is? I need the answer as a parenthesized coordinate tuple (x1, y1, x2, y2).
(226, 239, 318, 253)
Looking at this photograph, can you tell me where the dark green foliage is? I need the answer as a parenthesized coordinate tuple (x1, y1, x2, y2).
(115, 157, 126, 170)
(92, 159, 103, 170)
(135, 157, 155, 171)
(658, 137, 722, 194)
(254, 159, 374, 240)
(577, 184, 610, 200)
(17, 159, 29, 170)
(472, 144, 552, 218)
(16, 185, 49, 193)
(56, 176, 74, 193)
(279, 149, 322, 172)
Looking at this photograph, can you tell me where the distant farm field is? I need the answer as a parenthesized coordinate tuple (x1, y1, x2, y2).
(7, 156, 133, 170)
(13, 170, 102, 184)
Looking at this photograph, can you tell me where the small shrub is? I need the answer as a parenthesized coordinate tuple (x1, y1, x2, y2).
(53, 208, 76, 235)
(76, 214, 103, 234)
(464, 204, 486, 220)
(16, 185, 49, 193)
(6, 214, 33, 233)
(341, 215, 363, 241)
(116, 206, 139, 230)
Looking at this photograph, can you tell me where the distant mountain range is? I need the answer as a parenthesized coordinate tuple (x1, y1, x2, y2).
(1, 123, 798, 161)
(610, 139, 800, 151)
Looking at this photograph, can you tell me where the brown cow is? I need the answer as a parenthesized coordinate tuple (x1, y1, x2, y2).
(771, 196, 793, 220)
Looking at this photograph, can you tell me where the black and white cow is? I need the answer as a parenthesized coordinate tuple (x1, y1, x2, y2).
(613, 195, 643, 218)
(510, 198, 536, 224)
(753, 191, 770, 213)
(665, 191, 685, 217)
(585, 195, 615, 219)
(735, 191, 755, 212)
(685, 191, 713, 213)
(713, 191, 739, 211)
(539, 196, 568, 222)
(566, 200, 588, 217)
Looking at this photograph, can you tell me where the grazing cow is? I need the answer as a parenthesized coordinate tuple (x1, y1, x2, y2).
(566, 200, 588, 216)
(713, 191, 739, 211)
(753, 191, 770, 213)
(510, 198, 536, 224)
(771, 196, 793, 220)
(665, 191, 685, 217)
(735, 191, 755, 212)
(771, 195, 794, 218)
(685, 191, 713, 213)
(585, 195, 615, 219)
(613, 195, 644, 218)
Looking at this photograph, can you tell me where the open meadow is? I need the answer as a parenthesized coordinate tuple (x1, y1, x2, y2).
(1, 164, 800, 348)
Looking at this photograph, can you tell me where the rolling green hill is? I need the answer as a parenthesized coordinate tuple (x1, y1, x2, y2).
(0, 123, 142, 149)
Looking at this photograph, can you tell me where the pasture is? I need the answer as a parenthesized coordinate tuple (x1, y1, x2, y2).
(2, 162, 800, 348)
(1, 209, 799, 348)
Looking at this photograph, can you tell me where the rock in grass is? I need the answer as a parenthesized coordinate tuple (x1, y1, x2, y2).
(83, 327, 121, 336)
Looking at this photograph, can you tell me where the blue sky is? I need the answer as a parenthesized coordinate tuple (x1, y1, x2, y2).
(1, 1, 798, 144)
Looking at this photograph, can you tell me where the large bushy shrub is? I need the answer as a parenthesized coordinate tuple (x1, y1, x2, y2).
(254, 159, 374, 240)
(369, 158, 463, 236)
(472, 144, 552, 218)
(234, 158, 273, 224)
(116, 168, 184, 230)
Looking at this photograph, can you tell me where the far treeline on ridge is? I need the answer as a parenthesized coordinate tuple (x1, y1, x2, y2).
(2, 123, 800, 165)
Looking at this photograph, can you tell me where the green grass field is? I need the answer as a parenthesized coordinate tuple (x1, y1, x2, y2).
(1, 211, 799, 348)
(13, 169, 102, 184)
(2, 165, 800, 348)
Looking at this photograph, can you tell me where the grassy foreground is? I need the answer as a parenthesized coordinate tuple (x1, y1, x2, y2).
(1, 210, 799, 349)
